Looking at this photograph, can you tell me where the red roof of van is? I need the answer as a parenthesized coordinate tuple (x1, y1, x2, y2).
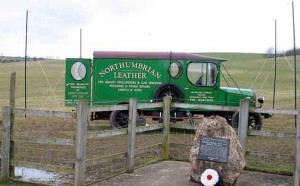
(93, 51, 225, 61)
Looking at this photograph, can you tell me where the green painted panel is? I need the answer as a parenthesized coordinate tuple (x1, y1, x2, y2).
(92, 58, 169, 105)
(65, 58, 91, 106)
(220, 87, 255, 107)
(64, 53, 256, 110)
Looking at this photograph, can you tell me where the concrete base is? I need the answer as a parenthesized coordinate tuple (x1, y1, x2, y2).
(94, 161, 293, 186)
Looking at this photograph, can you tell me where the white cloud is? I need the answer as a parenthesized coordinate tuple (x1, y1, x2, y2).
(0, 0, 299, 58)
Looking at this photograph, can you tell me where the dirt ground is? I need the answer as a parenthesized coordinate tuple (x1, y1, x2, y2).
(95, 161, 293, 186)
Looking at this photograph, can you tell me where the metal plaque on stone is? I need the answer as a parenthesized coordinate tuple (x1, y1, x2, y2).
(198, 136, 230, 163)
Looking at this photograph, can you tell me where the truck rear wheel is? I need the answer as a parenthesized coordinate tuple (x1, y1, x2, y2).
(110, 110, 146, 129)
(154, 84, 184, 103)
(110, 110, 129, 129)
(231, 112, 262, 130)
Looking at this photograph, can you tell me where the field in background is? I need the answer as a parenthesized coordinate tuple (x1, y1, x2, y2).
(1, 53, 299, 111)
(1, 53, 299, 127)
(0, 59, 66, 114)
(0, 53, 299, 182)
(202, 53, 300, 109)
(0, 53, 299, 129)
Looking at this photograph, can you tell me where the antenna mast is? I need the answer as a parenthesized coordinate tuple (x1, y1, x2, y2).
(24, 10, 29, 114)
(80, 28, 82, 58)
(292, 1, 297, 126)
(273, 20, 277, 109)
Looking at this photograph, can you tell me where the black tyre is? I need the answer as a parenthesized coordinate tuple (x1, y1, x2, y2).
(110, 110, 129, 129)
(248, 113, 263, 130)
(110, 110, 145, 129)
(154, 84, 184, 103)
(231, 112, 262, 130)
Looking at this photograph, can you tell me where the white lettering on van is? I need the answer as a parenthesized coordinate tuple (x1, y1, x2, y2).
(99, 62, 161, 79)
(114, 72, 146, 79)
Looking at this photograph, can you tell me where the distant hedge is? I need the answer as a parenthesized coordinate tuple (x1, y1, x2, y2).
(265, 47, 300, 58)
(0, 57, 46, 63)
(284, 48, 300, 56)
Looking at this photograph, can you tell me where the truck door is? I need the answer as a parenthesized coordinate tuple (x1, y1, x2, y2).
(167, 60, 186, 101)
(185, 61, 218, 105)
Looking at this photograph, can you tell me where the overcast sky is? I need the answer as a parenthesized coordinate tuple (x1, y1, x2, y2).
(0, 0, 299, 59)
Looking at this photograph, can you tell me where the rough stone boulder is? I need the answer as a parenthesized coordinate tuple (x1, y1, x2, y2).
(190, 116, 245, 185)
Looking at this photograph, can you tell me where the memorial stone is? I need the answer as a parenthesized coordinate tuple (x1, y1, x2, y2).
(190, 116, 245, 185)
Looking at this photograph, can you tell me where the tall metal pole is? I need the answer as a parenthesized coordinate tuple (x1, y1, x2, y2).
(80, 28, 82, 58)
(292, 1, 297, 126)
(24, 10, 28, 114)
(273, 20, 277, 109)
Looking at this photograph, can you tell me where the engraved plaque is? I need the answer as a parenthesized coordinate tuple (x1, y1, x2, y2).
(198, 136, 230, 163)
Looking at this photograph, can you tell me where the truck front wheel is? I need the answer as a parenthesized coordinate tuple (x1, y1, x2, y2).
(231, 112, 262, 130)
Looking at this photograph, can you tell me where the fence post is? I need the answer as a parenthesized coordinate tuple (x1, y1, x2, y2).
(9, 72, 16, 177)
(162, 96, 171, 160)
(1, 106, 11, 180)
(127, 98, 137, 173)
(74, 100, 88, 186)
(238, 99, 249, 157)
(294, 114, 300, 186)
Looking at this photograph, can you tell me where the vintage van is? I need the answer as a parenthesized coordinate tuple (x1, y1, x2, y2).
(65, 51, 269, 129)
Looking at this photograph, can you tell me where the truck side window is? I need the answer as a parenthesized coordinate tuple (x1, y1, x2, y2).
(187, 62, 217, 87)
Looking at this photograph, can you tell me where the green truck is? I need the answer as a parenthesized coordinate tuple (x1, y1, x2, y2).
(65, 51, 270, 129)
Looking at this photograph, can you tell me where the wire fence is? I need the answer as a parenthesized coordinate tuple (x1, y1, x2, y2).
(9, 114, 76, 185)
(0, 97, 299, 185)
(0, 102, 168, 185)
(85, 131, 163, 184)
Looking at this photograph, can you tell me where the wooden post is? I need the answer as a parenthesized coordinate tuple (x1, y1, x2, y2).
(9, 72, 16, 177)
(162, 96, 171, 160)
(1, 106, 11, 180)
(127, 98, 137, 173)
(74, 100, 88, 186)
(238, 99, 249, 157)
(294, 114, 300, 186)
